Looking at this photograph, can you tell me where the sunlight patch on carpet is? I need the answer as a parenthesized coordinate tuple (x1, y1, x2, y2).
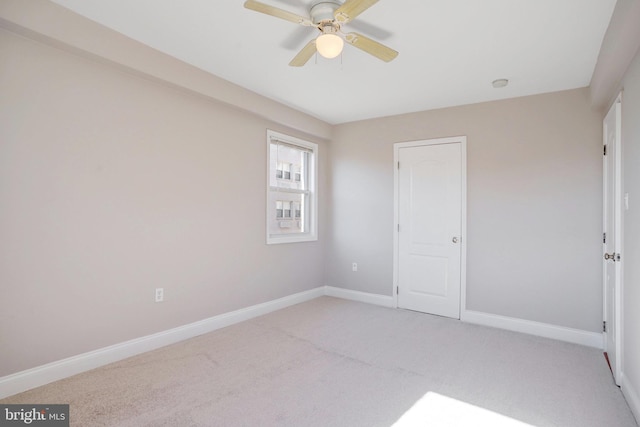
(392, 392, 535, 427)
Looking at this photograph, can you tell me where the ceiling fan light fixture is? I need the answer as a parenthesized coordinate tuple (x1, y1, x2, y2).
(316, 33, 344, 59)
(244, 0, 398, 66)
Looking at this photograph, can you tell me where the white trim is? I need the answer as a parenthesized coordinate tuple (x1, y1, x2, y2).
(621, 373, 640, 424)
(0, 287, 324, 400)
(392, 136, 468, 318)
(461, 310, 604, 349)
(460, 141, 468, 318)
(324, 286, 395, 308)
(393, 144, 399, 307)
(324, 287, 603, 349)
(266, 129, 318, 245)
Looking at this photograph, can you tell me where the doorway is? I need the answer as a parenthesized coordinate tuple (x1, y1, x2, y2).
(393, 137, 467, 319)
(603, 94, 623, 385)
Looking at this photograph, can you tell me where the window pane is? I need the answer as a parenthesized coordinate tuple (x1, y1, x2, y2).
(267, 131, 317, 243)
(269, 144, 279, 187)
(268, 191, 306, 235)
(270, 143, 308, 190)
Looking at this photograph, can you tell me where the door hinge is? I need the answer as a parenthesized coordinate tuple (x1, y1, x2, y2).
(603, 232, 606, 244)
(396, 286, 399, 295)
(397, 161, 400, 170)
(603, 321, 607, 333)
(397, 224, 400, 232)
(604, 145, 607, 156)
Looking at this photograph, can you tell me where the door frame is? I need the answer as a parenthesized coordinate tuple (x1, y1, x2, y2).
(393, 136, 467, 312)
(603, 93, 623, 384)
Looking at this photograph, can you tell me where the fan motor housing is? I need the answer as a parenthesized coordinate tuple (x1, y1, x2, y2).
(310, 1, 340, 24)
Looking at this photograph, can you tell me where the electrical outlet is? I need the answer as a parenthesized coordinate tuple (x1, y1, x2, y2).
(352, 262, 358, 272)
(155, 288, 164, 302)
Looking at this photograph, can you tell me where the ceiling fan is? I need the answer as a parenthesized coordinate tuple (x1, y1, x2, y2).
(244, 0, 398, 66)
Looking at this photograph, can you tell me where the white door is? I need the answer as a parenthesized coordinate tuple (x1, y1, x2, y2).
(603, 95, 622, 384)
(396, 139, 464, 319)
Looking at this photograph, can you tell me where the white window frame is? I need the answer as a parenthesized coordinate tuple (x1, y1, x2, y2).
(266, 130, 318, 244)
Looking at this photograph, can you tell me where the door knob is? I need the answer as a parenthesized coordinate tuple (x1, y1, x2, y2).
(452, 237, 458, 243)
(604, 253, 620, 261)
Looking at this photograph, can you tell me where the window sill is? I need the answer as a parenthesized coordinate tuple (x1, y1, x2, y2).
(267, 233, 317, 245)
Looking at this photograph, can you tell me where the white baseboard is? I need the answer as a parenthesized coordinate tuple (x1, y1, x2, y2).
(462, 310, 603, 349)
(0, 287, 324, 400)
(0, 287, 608, 400)
(621, 373, 640, 424)
(324, 286, 395, 308)
(321, 288, 603, 349)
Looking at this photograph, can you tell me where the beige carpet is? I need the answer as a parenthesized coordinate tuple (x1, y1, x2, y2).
(2, 297, 637, 426)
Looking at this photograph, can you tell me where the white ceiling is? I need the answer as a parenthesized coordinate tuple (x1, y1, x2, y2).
(50, 0, 616, 124)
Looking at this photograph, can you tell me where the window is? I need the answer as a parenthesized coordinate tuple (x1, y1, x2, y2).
(276, 162, 292, 180)
(283, 201, 292, 218)
(267, 130, 318, 244)
(275, 200, 293, 219)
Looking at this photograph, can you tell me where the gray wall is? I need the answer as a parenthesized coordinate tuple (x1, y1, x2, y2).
(619, 46, 640, 419)
(0, 28, 328, 377)
(328, 89, 603, 333)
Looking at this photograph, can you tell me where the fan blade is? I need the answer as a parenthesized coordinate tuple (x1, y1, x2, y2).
(344, 32, 398, 62)
(289, 40, 317, 66)
(334, 0, 379, 24)
(244, 0, 313, 26)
